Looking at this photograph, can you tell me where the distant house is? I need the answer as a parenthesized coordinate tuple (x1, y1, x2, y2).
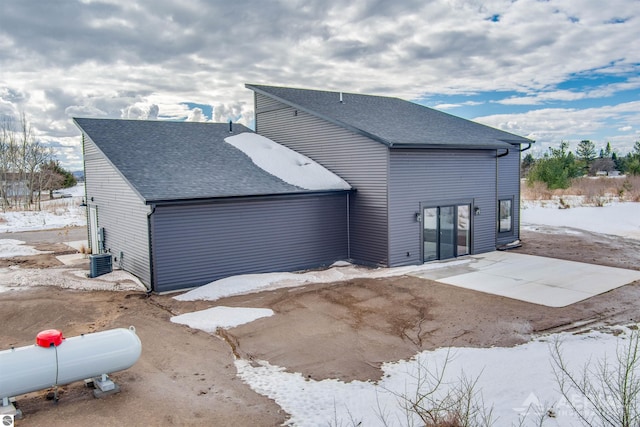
(75, 85, 532, 292)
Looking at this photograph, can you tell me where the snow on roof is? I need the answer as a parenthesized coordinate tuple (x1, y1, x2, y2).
(224, 133, 351, 191)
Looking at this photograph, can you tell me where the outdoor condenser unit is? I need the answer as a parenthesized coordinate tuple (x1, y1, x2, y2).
(89, 253, 113, 278)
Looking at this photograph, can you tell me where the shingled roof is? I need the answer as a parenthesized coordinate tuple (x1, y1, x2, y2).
(247, 84, 533, 149)
(74, 118, 348, 203)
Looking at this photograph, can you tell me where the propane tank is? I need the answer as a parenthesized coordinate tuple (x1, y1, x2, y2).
(0, 327, 141, 402)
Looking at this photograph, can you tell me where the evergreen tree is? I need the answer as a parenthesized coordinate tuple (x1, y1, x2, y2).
(612, 152, 621, 170)
(624, 141, 640, 175)
(576, 140, 596, 175)
(527, 142, 581, 189)
(40, 160, 77, 194)
(521, 152, 535, 177)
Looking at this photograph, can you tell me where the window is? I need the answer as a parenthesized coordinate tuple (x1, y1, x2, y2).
(499, 199, 512, 233)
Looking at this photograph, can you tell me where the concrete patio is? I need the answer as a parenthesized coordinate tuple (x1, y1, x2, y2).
(411, 251, 640, 307)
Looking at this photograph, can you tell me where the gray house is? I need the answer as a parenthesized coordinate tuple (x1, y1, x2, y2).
(247, 84, 533, 268)
(76, 85, 532, 292)
(75, 118, 351, 292)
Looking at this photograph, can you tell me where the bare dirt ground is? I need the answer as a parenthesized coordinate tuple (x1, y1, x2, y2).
(2, 226, 640, 426)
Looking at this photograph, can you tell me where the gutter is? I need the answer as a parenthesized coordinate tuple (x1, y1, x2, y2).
(496, 149, 510, 158)
(519, 143, 533, 152)
(144, 188, 355, 207)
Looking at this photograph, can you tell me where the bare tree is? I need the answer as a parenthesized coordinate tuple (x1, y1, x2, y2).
(0, 113, 53, 210)
(0, 116, 12, 210)
(378, 351, 494, 427)
(551, 330, 640, 427)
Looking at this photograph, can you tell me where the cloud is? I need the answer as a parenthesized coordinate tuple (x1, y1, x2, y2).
(495, 77, 640, 105)
(0, 87, 28, 104)
(0, 0, 639, 168)
(121, 103, 160, 120)
(434, 100, 484, 110)
(186, 107, 207, 122)
(65, 105, 108, 118)
(475, 101, 640, 154)
(212, 102, 251, 125)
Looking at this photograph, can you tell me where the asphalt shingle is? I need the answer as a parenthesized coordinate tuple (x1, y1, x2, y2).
(247, 84, 533, 149)
(74, 118, 334, 203)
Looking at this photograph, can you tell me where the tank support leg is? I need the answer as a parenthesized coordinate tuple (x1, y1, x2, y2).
(91, 374, 121, 398)
(1, 397, 23, 419)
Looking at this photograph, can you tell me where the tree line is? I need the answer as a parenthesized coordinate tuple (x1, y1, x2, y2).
(0, 113, 76, 211)
(523, 140, 640, 189)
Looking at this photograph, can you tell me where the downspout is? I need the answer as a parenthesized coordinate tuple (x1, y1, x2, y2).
(495, 148, 510, 248)
(253, 92, 258, 132)
(517, 142, 533, 237)
(346, 192, 351, 261)
(81, 133, 90, 252)
(146, 204, 156, 294)
(495, 150, 500, 249)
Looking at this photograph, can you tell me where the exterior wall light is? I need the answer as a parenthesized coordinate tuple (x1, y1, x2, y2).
(415, 212, 421, 222)
(474, 207, 481, 216)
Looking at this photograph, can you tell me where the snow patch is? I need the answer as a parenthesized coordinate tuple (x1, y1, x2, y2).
(224, 133, 351, 191)
(0, 183, 87, 233)
(0, 239, 52, 258)
(0, 266, 146, 293)
(236, 326, 638, 426)
(170, 306, 274, 332)
(522, 201, 640, 239)
(174, 260, 470, 302)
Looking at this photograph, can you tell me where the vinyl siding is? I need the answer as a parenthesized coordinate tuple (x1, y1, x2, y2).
(497, 149, 521, 245)
(388, 149, 497, 266)
(83, 135, 152, 286)
(255, 93, 389, 266)
(150, 194, 348, 292)
(255, 91, 290, 114)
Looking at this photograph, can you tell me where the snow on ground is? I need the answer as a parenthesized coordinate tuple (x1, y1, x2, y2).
(0, 239, 52, 258)
(0, 183, 87, 233)
(2, 188, 639, 424)
(225, 133, 351, 191)
(522, 201, 640, 240)
(170, 306, 274, 332)
(235, 326, 638, 427)
(174, 259, 471, 302)
(0, 266, 147, 293)
(172, 201, 640, 426)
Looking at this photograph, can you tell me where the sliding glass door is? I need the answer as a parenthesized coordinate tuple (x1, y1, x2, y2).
(422, 204, 471, 262)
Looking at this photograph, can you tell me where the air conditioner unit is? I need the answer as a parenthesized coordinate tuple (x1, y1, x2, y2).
(89, 253, 113, 278)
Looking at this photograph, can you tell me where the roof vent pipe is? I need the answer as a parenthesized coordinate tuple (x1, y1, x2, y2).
(339, 92, 343, 103)
(228, 120, 232, 133)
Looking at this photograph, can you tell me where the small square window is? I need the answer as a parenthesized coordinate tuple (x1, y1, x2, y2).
(499, 199, 512, 233)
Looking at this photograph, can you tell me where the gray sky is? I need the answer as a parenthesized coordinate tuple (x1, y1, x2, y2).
(1, 0, 639, 170)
